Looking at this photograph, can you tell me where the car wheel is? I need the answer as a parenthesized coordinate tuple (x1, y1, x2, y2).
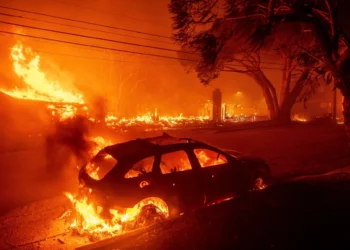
(130, 197, 169, 229)
(251, 170, 269, 191)
(133, 204, 167, 228)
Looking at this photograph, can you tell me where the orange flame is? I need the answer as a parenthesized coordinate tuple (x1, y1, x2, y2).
(2, 42, 84, 104)
(292, 114, 308, 122)
(65, 192, 169, 237)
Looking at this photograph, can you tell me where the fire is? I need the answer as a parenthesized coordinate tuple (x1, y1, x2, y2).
(292, 114, 308, 122)
(65, 192, 169, 238)
(195, 150, 226, 166)
(85, 162, 100, 180)
(2, 42, 84, 104)
(91, 136, 113, 156)
(48, 104, 80, 121)
(0, 41, 86, 122)
(84, 136, 114, 180)
(105, 112, 210, 128)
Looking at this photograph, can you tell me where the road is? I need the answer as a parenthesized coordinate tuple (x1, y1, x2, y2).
(80, 170, 350, 250)
(0, 123, 350, 249)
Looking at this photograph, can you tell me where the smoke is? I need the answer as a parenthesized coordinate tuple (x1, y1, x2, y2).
(45, 115, 96, 177)
(92, 96, 108, 123)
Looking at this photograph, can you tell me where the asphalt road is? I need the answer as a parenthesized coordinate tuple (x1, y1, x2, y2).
(1, 123, 350, 249)
(1, 123, 350, 215)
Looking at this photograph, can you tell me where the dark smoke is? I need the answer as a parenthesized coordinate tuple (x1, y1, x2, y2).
(45, 116, 96, 177)
(92, 97, 107, 123)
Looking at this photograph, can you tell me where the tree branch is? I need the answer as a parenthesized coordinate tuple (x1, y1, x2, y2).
(297, 45, 327, 64)
(267, 0, 276, 19)
(325, 0, 339, 57)
(223, 66, 250, 74)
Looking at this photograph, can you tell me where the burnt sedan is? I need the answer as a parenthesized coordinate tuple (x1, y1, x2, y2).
(79, 133, 270, 217)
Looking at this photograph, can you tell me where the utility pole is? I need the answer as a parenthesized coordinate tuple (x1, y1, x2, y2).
(333, 89, 337, 122)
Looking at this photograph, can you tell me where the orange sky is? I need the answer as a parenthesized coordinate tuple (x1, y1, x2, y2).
(0, 0, 291, 116)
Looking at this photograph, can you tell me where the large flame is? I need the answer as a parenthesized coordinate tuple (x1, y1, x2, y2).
(2, 42, 84, 104)
(65, 192, 169, 238)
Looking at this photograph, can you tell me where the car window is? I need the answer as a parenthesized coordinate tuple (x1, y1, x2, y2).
(124, 156, 154, 178)
(87, 152, 117, 180)
(160, 150, 192, 174)
(194, 148, 228, 168)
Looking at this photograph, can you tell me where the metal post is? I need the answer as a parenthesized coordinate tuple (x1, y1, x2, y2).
(333, 89, 337, 122)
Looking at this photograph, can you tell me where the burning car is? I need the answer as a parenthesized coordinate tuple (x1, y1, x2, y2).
(78, 133, 270, 222)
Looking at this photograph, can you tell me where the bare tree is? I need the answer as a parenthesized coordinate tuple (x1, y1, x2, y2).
(169, 0, 319, 122)
(106, 53, 144, 117)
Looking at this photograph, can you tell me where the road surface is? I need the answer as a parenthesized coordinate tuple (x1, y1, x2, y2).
(0, 123, 350, 249)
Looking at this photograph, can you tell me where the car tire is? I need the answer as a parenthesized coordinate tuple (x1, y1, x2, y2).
(251, 168, 270, 191)
(133, 204, 167, 229)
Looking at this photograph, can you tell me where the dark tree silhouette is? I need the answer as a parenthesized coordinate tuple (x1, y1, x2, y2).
(169, 0, 337, 123)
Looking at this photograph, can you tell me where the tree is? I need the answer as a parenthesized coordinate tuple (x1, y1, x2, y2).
(169, 0, 320, 122)
(172, 0, 350, 131)
(246, 0, 350, 133)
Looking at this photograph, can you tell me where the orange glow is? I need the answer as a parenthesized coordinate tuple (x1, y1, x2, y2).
(194, 149, 227, 168)
(91, 136, 113, 156)
(139, 180, 150, 188)
(65, 193, 169, 237)
(47, 104, 78, 121)
(85, 162, 100, 180)
(105, 112, 210, 128)
(0, 41, 86, 122)
(1, 42, 84, 104)
(292, 114, 308, 122)
(85, 136, 114, 180)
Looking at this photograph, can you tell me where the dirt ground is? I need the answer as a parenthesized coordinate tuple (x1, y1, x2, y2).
(0, 123, 349, 249)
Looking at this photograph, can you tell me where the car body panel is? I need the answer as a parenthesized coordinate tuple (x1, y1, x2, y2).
(79, 134, 269, 214)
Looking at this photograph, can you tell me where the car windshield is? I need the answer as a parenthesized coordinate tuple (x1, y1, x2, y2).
(85, 151, 117, 180)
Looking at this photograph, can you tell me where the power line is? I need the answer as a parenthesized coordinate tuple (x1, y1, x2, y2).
(33, 49, 182, 66)
(0, 20, 189, 55)
(0, 30, 285, 71)
(0, 5, 171, 39)
(51, 0, 161, 25)
(0, 19, 286, 67)
(0, 30, 197, 62)
(0, 12, 177, 45)
(37, 49, 285, 71)
(0, 7, 286, 67)
(0, 31, 183, 63)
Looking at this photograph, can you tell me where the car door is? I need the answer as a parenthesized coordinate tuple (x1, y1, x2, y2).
(153, 149, 205, 211)
(118, 155, 158, 207)
(192, 147, 241, 204)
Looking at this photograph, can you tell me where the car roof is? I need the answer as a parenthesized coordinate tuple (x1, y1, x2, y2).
(102, 133, 208, 160)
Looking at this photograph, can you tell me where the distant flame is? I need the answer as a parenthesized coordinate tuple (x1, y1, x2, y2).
(1, 42, 84, 104)
(292, 114, 308, 122)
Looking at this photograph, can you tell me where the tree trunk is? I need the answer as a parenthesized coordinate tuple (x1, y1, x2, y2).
(342, 94, 350, 141)
(275, 69, 310, 124)
(250, 71, 277, 119)
(274, 106, 292, 123)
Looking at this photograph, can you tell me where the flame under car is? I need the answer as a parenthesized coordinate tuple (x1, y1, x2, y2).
(79, 134, 270, 219)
